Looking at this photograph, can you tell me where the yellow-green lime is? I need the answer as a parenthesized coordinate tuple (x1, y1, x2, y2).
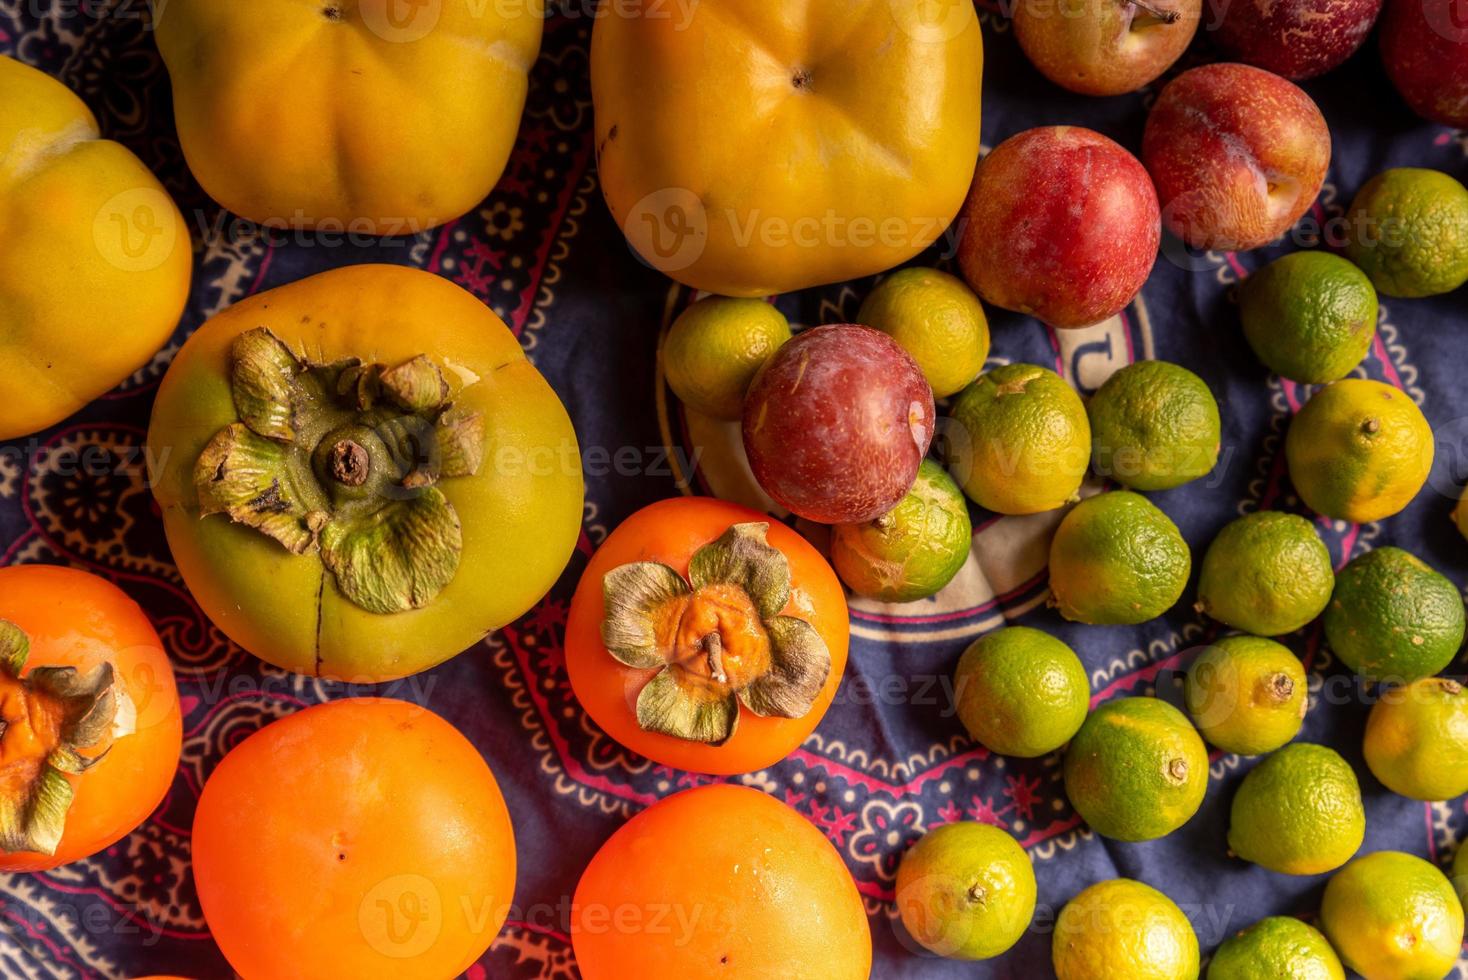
(1196, 511, 1333, 636)
(954, 626, 1090, 758)
(1363, 678, 1468, 801)
(895, 821, 1036, 960)
(1088, 360, 1221, 491)
(1063, 696, 1208, 842)
(1452, 842, 1468, 912)
(1345, 167, 1468, 298)
(1323, 546, 1465, 681)
(1053, 878, 1200, 980)
(831, 459, 972, 603)
(1207, 916, 1345, 980)
(1321, 851, 1465, 980)
(1049, 491, 1191, 625)
(948, 363, 1091, 515)
(1185, 636, 1307, 756)
(1227, 743, 1364, 876)
(1239, 251, 1378, 384)
(1454, 486, 1468, 545)
(859, 267, 991, 398)
(661, 296, 792, 419)
(1286, 379, 1434, 524)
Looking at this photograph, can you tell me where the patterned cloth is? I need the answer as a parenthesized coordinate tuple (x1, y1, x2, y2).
(3, 2, 1468, 978)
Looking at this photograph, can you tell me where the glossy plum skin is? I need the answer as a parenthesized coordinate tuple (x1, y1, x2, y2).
(1380, 0, 1468, 128)
(957, 126, 1160, 329)
(1142, 63, 1331, 251)
(742, 325, 934, 524)
(1215, 0, 1382, 80)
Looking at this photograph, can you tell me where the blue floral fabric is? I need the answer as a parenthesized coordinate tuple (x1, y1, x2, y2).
(2, 2, 1467, 978)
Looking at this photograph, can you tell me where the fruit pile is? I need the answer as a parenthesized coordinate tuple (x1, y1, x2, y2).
(2, 0, 1468, 978)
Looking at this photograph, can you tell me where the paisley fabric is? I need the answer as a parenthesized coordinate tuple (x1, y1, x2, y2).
(3, 2, 1468, 978)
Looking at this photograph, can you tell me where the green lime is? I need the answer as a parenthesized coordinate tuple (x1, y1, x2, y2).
(1087, 360, 1221, 491)
(948, 363, 1091, 515)
(1364, 677, 1468, 801)
(661, 296, 792, 419)
(895, 821, 1036, 960)
(1286, 379, 1435, 524)
(1227, 743, 1364, 876)
(859, 267, 991, 399)
(1207, 916, 1345, 980)
(1049, 491, 1190, 625)
(1345, 168, 1468, 298)
(1063, 696, 1208, 842)
(1185, 636, 1307, 756)
(1452, 842, 1468, 912)
(1321, 851, 1465, 980)
(1239, 251, 1378, 384)
(954, 626, 1090, 758)
(1053, 879, 1200, 980)
(831, 460, 972, 603)
(1323, 546, 1464, 681)
(1196, 511, 1333, 636)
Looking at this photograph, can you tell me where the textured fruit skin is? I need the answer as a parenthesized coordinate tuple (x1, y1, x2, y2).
(192, 699, 517, 980)
(148, 265, 584, 682)
(1380, 0, 1468, 129)
(1239, 251, 1378, 384)
(948, 363, 1091, 515)
(1227, 743, 1365, 876)
(857, 267, 991, 399)
(0, 566, 183, 872)
(1206, 916, 1345, 980)
(565, 497, 850, 775)
(1087, 360, 1221, 491)
(1011, 0, 1201, 96)
(1285, 379, 1434, 523)
(1185, 636, 1308, 756)
(1214, 0, 1382, 79)
(954, 626, 1090, 758)
(831, 459, 972, 603)
(743, 325, 935, 524)
(1345, 168, 1468, 298)
(0, 55, 192, 441)
(1143, 63, 1331, 251)
(957, 126, 1160, 329)
(1049, 491, 1191, 626)
(1364, 678, 1468, 800)
(155, 0, 541, 232)
(662, 297, 792, 420)
(895, 822, 1036, 960)
(1196, 511, 1334, 636)
(1453, 841, 1468, 910)
(592, 0, 983, 296)
(1063, 696, 1208, 842)
(1053, 878, 1200, 980)
(1324, 546, 1465, 680)
(572, 785, 872, 980)
(1321, 851, 1465, 980)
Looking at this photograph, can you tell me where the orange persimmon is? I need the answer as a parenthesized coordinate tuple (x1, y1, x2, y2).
(572, 784, 872, 978)
(191, 698, 516, 980)
(0, 565, 182, 872)
(565, 497, 849, 774)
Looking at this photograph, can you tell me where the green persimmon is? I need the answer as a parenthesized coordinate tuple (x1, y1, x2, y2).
(148, 265, 583, 681)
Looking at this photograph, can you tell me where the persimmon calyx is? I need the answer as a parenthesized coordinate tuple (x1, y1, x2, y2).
(0, 619, 136, 856)
(193, 327, 484, 615)
(600, 523, 831, 745)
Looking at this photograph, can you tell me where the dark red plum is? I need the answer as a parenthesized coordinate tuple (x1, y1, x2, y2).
(742, 325, 934, 525)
